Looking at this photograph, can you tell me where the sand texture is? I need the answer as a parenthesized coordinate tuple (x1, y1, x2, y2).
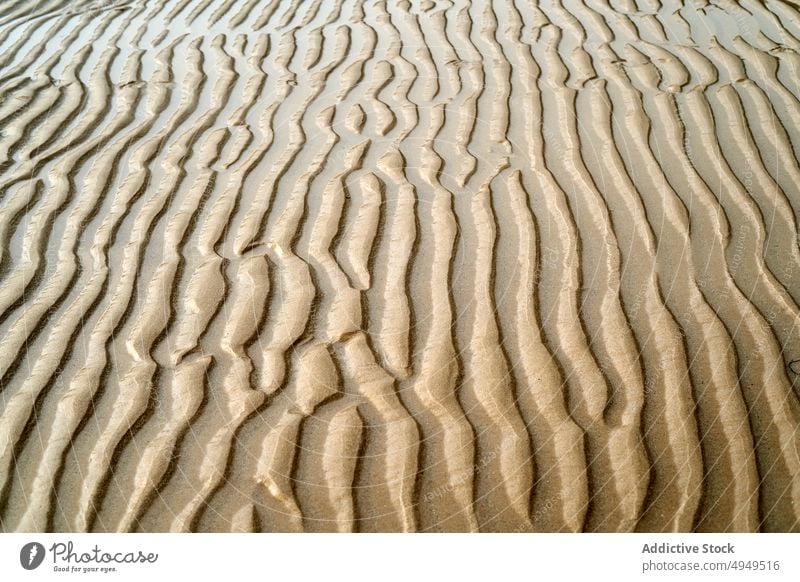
(0, 0, 799, 533)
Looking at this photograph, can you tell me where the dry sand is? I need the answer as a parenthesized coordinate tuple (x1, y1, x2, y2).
(0, 0, 798, 533)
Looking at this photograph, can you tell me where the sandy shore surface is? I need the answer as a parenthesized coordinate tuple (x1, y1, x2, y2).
(0, 0, 798, 532)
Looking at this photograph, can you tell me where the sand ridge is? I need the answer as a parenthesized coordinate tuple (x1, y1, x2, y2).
(0, 0, 798, 532)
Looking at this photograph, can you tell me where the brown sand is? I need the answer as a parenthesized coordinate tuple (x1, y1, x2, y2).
(0, 0, 798, 533)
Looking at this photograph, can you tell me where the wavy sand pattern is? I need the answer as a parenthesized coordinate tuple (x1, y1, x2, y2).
(0, 0, 799, 532)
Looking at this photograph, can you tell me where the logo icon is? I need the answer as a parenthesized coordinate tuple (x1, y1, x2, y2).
(20, 542, 45, 570)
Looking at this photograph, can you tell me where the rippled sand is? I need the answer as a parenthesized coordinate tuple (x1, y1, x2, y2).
(0, 0, 799, 532)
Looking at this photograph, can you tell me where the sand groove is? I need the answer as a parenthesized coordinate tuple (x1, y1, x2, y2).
(0, 0, 799, 532)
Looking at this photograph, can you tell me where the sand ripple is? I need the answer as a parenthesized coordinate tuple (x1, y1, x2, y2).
(0, 0, 798, 532)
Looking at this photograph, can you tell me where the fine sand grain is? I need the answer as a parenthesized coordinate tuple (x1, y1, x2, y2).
(0, 0, 799, 532)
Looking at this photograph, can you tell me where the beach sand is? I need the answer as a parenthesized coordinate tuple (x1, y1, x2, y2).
(0, 0, 798, 532)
